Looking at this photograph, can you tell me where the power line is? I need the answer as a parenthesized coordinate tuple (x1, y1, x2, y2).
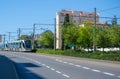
(98, 6, 120, 12)
(98, 6, 120, 16)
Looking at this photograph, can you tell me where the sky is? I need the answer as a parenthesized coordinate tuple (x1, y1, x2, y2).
(0, 0, 120, 41)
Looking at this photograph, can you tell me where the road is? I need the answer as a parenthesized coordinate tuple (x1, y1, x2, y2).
(0, 51, 120, 79)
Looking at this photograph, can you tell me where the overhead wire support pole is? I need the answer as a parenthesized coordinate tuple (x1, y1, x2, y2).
(32, 24, 36, 50)
(93, 8, 96, 52)
(18, 28, 21, 39)
(32, 23, 55, 50)
(18, 27, 33, 39)
(3, 34, 6, 49)
(8, 32, 10, 41)
(54, 18, 56, 50)
(7, 32, 16, 41)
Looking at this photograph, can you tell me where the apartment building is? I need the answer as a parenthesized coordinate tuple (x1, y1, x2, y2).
(56, 10, 99, 49)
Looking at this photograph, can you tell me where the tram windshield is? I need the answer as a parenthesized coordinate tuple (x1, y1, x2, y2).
(25, 40, 31, 48)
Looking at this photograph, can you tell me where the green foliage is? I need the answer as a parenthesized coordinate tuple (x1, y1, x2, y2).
(77, 26, 93, 49)
(95, 25, 120, 50)
(37, 49, 120, 61)
(61, 21, 79, 49)
(39, 30, 54, 48)
(18, 35, 32, 40)
(96, 28, 109, 50)
(62, 21, 120, 50)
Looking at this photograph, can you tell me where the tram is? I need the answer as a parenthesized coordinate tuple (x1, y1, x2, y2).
(0, 40, 32, 52)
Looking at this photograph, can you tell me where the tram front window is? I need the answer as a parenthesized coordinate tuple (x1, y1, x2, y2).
(25, 40, 31, 48)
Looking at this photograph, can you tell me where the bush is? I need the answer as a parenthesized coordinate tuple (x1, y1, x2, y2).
(36, 49, 120, 61)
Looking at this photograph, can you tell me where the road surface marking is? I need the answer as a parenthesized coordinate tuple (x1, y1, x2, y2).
(51, 68, 55, 71)
(62, 74, 70, 78)
(82, 67, 90, 70)
(42, 64, 46, 66)
(56, 71, 61, 74)
(117, 76, 120, 78)
(46, 66, 50, 68)
(69, 63, 74, 65)
(63, 62, 68, 64)
(103, 72, 115, 76)
(75, 65, 81, 67)
(91, 69, 101, 72)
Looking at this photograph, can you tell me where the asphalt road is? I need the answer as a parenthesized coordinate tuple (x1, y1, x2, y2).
(0, 51, 120, 79)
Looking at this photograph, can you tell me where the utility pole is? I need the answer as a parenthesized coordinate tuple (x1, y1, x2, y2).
(32, 24, 36, 50)
(3, 34, 6, 49)
(7, 32, 16, 41)
(18, 28, 21, 39)
(8, 32, 10, 41)
(54, 18, 56, 50)
(112, 15, 117, 26)
(93, 8, 96, 52)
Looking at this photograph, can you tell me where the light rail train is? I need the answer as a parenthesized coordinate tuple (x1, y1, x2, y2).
(0, 40, 32, 52)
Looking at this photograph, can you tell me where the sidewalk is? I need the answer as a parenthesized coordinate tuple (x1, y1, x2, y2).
(0, 55, 19, 79)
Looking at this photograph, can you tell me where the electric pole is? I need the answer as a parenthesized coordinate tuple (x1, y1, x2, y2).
(32, 24, 36, 50)
(18, 28, 21, 39)
(93, 8, 96, 52)
(3, 34, 6, 49)
(54, 18, 56, 50)
(7, 32, 16, 41)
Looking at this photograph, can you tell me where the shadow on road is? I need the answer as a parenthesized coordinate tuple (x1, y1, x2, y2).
(14, 62, 46, 79)
(0, 54, 46, 79)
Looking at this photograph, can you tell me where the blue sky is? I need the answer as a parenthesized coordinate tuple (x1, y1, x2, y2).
(0, 0, 120, 40)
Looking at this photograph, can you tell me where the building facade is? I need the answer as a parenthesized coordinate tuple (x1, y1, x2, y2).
(56, 10, 99, 49)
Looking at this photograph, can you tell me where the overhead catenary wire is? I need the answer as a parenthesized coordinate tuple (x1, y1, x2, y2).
(97, 6, 120, 17)
(98, 6, 120, 12)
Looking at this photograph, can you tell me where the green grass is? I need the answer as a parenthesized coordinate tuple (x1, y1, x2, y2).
(36, 49, 120, 61)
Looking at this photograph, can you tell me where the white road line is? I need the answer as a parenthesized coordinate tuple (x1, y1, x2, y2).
(103, 72, 115, 76)
(46, 66, 50, 68)
(50, 68, 55, 71)
(117, 76, 120, 78)
(69, 63, 74, 65)
(63, 62, 68, 64)
(56, 71, 61, 74)
(82, 67, 90, 70)
(75, 65, 81, 67)
(42, 64, 46, 66)
(62, 74, 70, 78)
(91, 69, 101, 72)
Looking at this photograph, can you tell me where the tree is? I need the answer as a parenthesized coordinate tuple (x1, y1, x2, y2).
(64, 22, 78, 49)
(95, 28, 109, 51)
(18, 35, 32, 40)
(116, 25, 120, 50)
(61, 13, 70, 50)
(77, 26, 93, 51)
(107, 27, 118, 47)
(39, 30, 54, 48)
(61, 21, 79, 50)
